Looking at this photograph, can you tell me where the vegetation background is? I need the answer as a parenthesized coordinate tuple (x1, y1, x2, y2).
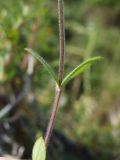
(0, 0, 120, 159)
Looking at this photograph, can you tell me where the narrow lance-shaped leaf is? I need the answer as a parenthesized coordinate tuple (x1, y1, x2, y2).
(25, 48, 58, 84)
(32, 137, 46, 160)
(61, 56, 103, 86)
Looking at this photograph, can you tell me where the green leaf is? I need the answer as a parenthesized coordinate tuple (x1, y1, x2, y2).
(32, 137, 46, 160)
(61, 56, 103, 86)
(25, 48, 58, 84)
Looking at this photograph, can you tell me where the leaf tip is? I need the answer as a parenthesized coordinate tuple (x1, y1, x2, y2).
(24, 48, 31, 52)
(94, 56, 104, 60)
(32, 136, 46, 160)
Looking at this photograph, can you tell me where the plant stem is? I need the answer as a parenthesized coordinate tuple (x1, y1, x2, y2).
(45, 0, 65, 147)
(58, 0, 65, 84)
(45, 85, 61, 146)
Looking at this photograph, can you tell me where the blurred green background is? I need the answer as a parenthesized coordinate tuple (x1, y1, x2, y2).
(0, 0, 120, 159)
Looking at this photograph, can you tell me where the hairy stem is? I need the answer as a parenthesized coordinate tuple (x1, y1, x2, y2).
(45, 0, 65, 147)
(58, 0, 65, 83)
(45, 86, 61, 146)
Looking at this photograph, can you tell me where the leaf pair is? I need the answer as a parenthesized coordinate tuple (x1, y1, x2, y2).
(25, 48, 103, 87)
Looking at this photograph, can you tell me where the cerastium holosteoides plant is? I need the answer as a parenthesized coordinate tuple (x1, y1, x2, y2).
(26, 0, 103, 159)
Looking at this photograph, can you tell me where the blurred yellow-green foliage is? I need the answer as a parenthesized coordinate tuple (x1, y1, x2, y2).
(0, 0, 120, 159)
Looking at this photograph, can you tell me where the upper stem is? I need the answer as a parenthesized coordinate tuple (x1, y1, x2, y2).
(58, 0, 65, 84)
